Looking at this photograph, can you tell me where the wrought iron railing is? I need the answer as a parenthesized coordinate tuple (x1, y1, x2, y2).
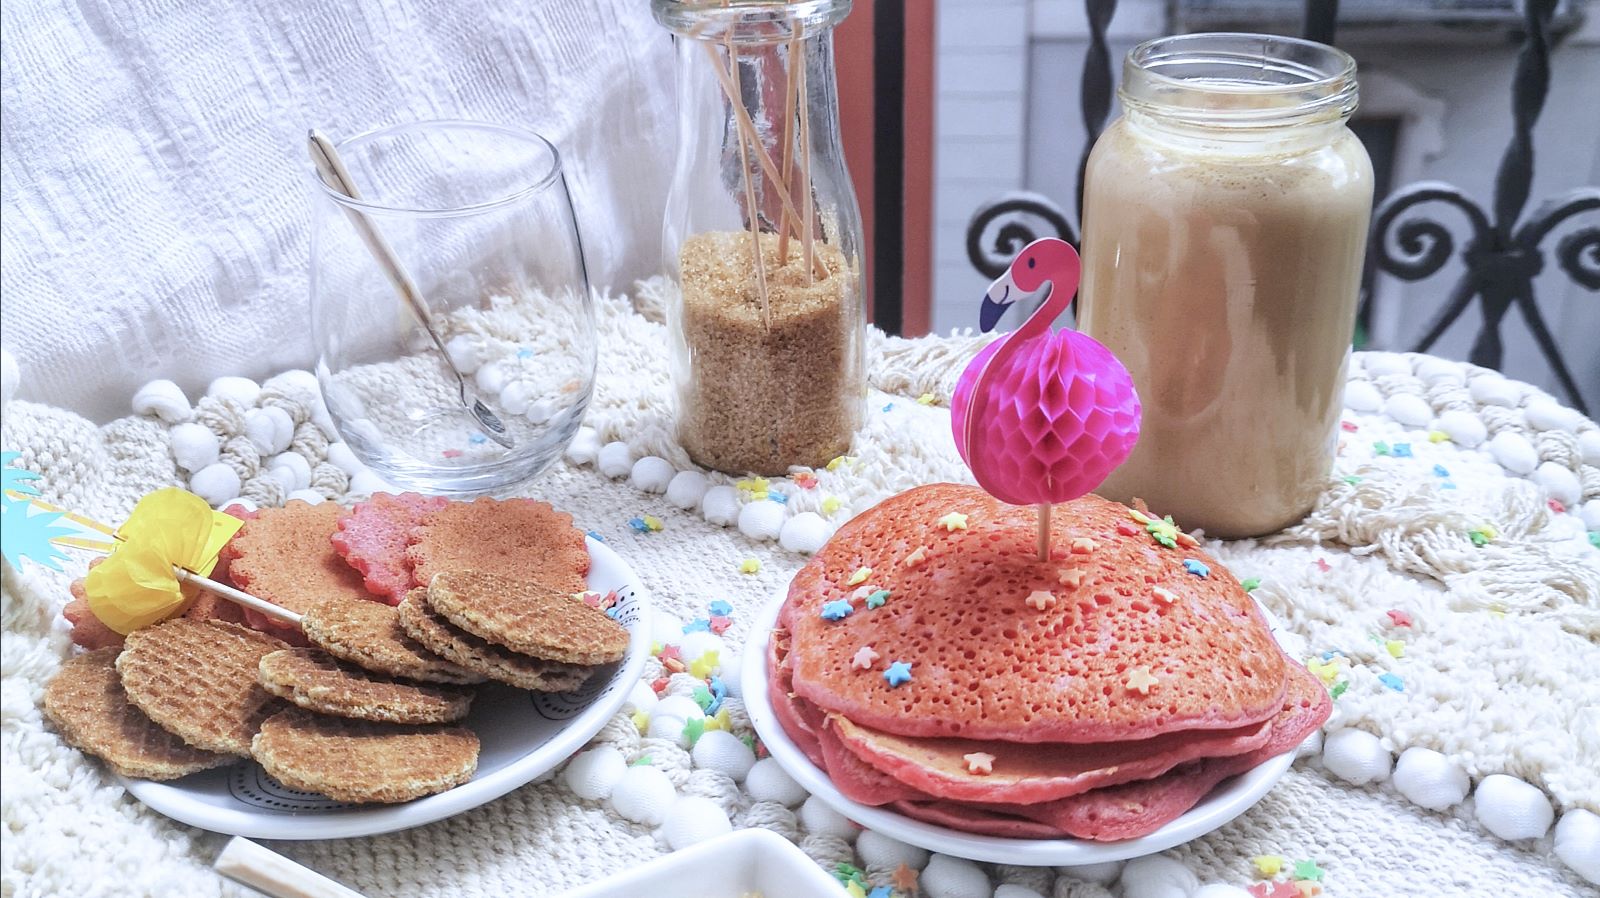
(958, 0, 1599, 412)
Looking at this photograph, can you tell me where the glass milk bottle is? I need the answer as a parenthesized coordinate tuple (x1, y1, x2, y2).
(1077, 33, 1374, 538)
(652, 0, 866, 476)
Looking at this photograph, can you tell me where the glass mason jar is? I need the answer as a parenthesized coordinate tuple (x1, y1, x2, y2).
(652, 0, 866, 476)
(310, 120, 595, 496)
(1077, 34, 1374, 538)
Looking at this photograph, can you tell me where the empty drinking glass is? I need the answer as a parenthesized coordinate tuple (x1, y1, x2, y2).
(309, 120, 595, 496)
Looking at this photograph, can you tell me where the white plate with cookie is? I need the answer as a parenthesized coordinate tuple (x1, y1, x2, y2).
(118, 535, 651, 840)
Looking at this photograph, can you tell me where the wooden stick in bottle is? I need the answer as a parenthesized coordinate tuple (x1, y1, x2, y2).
(722, 36, 771, 328)
(798, 47, 817, 285)
(777, 23, 803, 263)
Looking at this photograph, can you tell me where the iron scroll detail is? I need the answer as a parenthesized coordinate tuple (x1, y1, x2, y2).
(964, 193, 1077, 281)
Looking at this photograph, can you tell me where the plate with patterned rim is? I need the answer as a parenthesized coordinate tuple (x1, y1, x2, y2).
(119, 535, 650, 840)
(742, 581, 1299, 866)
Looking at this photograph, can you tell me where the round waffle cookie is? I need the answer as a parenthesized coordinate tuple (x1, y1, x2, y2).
(250, 708, 480, 804)
(300, 598, 483, 685)
(259, 648, 474, 724)
(397, 589, 592, 692)
(116, 619, 288, 756)
(426, 570, 629, 667)
(404, 497, 589, 595)
(43, 648, 233, 780)
(223, 500, 376, 618)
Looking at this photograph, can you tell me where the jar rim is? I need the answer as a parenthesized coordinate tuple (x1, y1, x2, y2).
(652, 0, 850, 44)
(1120, 32, 1359, 128)
(309, 119, 564, 217)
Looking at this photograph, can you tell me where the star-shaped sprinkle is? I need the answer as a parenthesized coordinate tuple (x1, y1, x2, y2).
(851, 646, 880, 670)
(1252, 855, 1285, 877)
(835, 863, 866, 888)
(1116, 521, 1141, 536)
(1071, 537, 1098, 554)
(892, 865, 918, 893)
(826, 455, 856, 472)
(578, 591, 604, 609)
(1130, 509, 1193, 548)
(844, 883, 866, 898)
(1386, 609, 1413, 627)
(769, 492, 788, 505)
(852, 585, 875, 603)
(902, 545, 928, 568)
(1058, 568, 1085, 588)
(1373, 441, 1390, 456)
(1295, 883, 1322, 898)
(793, 471, 819, 489)
(822, 495, 843, 515)
(628, 517, 650, 533)
(917, 392, 937, 405)
(884, 661, 913, 687)
(847, 567, 872, 586)
(632, 754, 653, 767)
(1314, 557, 1332, 572)
(1392, 443, 1412, 457)
(963, 752, 995, 775)
(710, 707, 732, 731)
(736, 477, 769, 496)
(1428, 429, 1450, 443)
(1432, 464, 1450, 478)
(1549, 498, 1567, 514)
(645, 514, 664, 531)
(585, 529, 605, 542)
(1340, 420, 1358, 432)
(868, 887, 892, 898)
(1468, 524, 1497, 547)
(1292, 860, 1325, 882)
(1151, 587, 1176, 605)
(658, 644, 682, 663)
(1385, 639, 1404, 658)
(1378, 672, 1405, 692)
(689, 650, 720, 679)
(1182, 558, 1210, 577)
(650, 676, 670, 694)
(882, 402, 896, 413)
(1305, 657, 1341, 685)
(469, 433, 487, 445)
(1125, 667, 1159, 695)
(683, 618, 711, 634)
(1247, 883, 1303, 898)
(1341, 475, 1363, 485)
(938, 511, 969, 531)
(631, 710, 650, 733)
(1241, 577, 1262, 592)
(708, 616, 732, 635)
(1025, 590, 1057, 610)
(821, 601, 854, 621)
(682, 717, 706, 746)
(739, 558, 761, 574)
(692, 684, 714, 711)
(1330, 680, 1349, 699)
(865, 589, 891, 609)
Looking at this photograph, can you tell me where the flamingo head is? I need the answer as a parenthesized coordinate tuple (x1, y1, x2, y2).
(977, 237, 1080, 333)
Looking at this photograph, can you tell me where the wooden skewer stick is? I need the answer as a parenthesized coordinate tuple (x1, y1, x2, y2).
(214, 837, 370, 898)
(698, 43, 828, 281)
(1036, 503, 1052, 562)
(175, 566, 303, 626)
(776, 24, 803, 263)
(723, 36, 771, 328)
(798, 49, 818, 285)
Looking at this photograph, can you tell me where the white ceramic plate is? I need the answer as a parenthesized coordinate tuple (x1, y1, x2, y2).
(551, 828, 845, 898)
(742, 583, 1297, 866)
(121, 536, 650, 840)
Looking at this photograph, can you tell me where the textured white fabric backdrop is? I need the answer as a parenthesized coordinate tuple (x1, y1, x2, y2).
(0, 0, 675, 421)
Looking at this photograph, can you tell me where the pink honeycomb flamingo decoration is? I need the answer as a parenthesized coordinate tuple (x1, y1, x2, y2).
(950, 238, 1141, 558)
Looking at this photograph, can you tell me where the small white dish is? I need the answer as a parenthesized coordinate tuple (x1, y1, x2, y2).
(742, 583, 1296, 866)
(120, 536, 650, 840)
(551, 828, 843, 898)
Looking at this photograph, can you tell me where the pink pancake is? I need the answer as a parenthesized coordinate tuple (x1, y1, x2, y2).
(767, 628, 825, 766)
(785, 485, 1288, 743)
(882, 659, 1331, 841)
(827, 711, 1271, 804)
(331, 493, 447, 604)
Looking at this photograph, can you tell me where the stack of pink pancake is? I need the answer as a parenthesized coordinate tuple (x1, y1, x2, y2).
(769, 484, 1329, 841)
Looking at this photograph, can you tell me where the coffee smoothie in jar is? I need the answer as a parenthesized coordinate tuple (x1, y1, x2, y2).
(1077, 33, 1373, 538)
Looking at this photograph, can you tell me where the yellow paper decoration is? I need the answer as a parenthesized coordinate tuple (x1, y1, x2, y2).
(83, 488, 243, 634)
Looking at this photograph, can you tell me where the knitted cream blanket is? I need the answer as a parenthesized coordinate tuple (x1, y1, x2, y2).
(2, 284, 1597, 898)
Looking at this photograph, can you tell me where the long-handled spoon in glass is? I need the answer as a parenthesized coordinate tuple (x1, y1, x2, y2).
(307, 129, 514, 449)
